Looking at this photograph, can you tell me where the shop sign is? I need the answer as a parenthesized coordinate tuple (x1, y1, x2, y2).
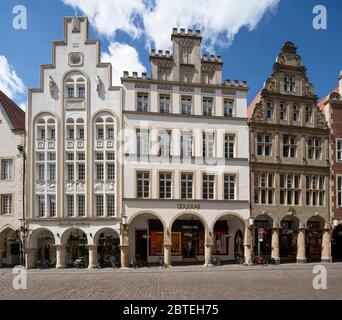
(57, 222, 90, 228)
(182, 225, 198, 230)
(177, 203, 201, 210)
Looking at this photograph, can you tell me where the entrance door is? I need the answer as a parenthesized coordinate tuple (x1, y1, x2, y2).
(332, 226, 342, 261)
(135, 230, 147, 261)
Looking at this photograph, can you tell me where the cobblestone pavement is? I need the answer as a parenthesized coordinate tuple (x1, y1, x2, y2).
(0, 263, 341, 300)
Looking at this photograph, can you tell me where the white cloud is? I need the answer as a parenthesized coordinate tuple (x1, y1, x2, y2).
(62, 0, 145, 38)
(0, 55, 25, 100)
(63, 0, 279, 50)
(101, 42, 146, 85)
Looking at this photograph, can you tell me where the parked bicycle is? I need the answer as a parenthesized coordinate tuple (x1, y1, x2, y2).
(109, 255, 120, 268)
(235, 253, 245, 265)
(158, 256, 168, 268)
(248, 254, 268, 266)
(36, 258, 56, 269)
(129, 254, 145, 268)
(74, 256, 88, 268)
(206, 255, 221, 267)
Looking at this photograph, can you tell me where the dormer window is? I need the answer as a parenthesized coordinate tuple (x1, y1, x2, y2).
(69, 52, 83, 66)
(284, 75, 295, 93)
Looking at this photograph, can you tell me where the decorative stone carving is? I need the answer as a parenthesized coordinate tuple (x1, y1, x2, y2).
(179, 87, 194, 93)
(94, 181, 104, 192)
(105, 182, 115, 192)
(251, 102, 264, 122)
(35, 182, 45, 193)
(49, 76, 56, 97)
(304, 82, 315, 96)
(315, 110, 328, 129)
(72, 16, 80, 33)
(276, 42, 302, 67)
(76, 182, 85, 192)
(96, 76, 102, 96)
(329, 92, 341, 101)
(135, 83, 151, 89)
(265, 77, 276, 92)
(47, 182, 56, 192)
(157, 85, 173, 91)
(222, 89, 236, 96)
(65, 181, 75, 192)
(201, 88, 215, 94)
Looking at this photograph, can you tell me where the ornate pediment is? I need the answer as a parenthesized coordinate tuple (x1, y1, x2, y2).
(315, 108, 328, 129)
(304, 82, 315, 97)
(251, 102, 264, 122)
(329, 92, 341, 101)
(264, 76, 276, 92)
(276, 42, 302, 67)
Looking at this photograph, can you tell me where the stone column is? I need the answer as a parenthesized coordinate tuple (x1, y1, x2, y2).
(120, 245, 129, 268)
(26, 248, 37, 269)
(204, 243, 213, 267)
(164, 244, 172, 267)
(244, 223, 252, 264)
(88, 245, 98, 269)
(296, 228, 306, 263)
(271, 228, 280, 264)
(56, 245, 66, 269)
(321, 229, 332, 263)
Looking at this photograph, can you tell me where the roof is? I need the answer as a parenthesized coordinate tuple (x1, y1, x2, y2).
(247, 90, 262, 119)
(317, 86, 339, 111)
(0, 90, 25, 130)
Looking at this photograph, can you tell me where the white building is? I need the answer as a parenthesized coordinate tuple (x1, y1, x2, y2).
(0, 90, 25, 267)
(26, 17, 123, 269)
(121, 28, 251, 266)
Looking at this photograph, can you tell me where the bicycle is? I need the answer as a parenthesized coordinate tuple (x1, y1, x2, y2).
(248, 254, 268, 266)
(235, 253, 245, 265)
(206, 256, 221, 267)
(158, 256, 168, 268)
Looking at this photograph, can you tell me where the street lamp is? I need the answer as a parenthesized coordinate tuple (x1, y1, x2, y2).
(16, 218, 30, 267)
(248, 217, 254, 228)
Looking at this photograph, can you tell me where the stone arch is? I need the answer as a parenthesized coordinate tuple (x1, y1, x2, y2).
(169, 211, 209, 232)
(279, 215, 300, 262)
(0, 226, 20, 267)
(306, 215, 325, 261)
(93, 228, 119, 245)
(29, 228, 56, 248)
(128, 211, 167, 231)
(60, 227, 88, 245)
(211, 211, 246, 231)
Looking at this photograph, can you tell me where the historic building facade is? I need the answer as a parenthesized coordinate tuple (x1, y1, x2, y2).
(25, 17, 123, 269)
(121, 28, 251, 266)
(0, 90, 25, 267)
(318, 76, 342, 261)
(248, 42, 332, 264)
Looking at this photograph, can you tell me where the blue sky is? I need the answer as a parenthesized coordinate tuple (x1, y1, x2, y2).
(0, 0, 341, 107)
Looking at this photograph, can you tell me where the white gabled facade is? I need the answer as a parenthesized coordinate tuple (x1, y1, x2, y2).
(121, 29, 251, 266)
(0, 90, 25, 267)
(26, 17, 123, 269)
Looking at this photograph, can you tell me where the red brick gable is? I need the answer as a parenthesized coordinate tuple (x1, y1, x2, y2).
(0, 89, 25, 130)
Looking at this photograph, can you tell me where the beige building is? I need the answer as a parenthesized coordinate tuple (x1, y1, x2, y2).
(248, 42, 331, 263)
(0, 90, 25, 267)
(121, 28, 251, 266)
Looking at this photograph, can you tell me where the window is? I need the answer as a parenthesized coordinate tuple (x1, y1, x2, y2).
(1, 195, 12, 215)
(96, 163, 104, 180)
(305, 106, 313, 122)
(181, 47, 192, 64)
(78, 195, 85, 216)
(137, 93, 148, 112)
(67, 164, 74, 181)
(69, 128, 74, 140)
(38, 164, 45, 181)
(224, 134, 235, 159)
(78, 87, 85, 98)
(224, 175, 236, 200)
(159, 131, 171, 157)
(203, 98, 213, 116)
(137, 171, 150, 198)
(1, 159, 13, 180)
(203, 174, 215, 199)
(338, 141, 342, 161)
(137, 130, 149, 156)
(67, 153, 74, 161)
(284, 75, 295, 92)
(79, 128, 85, 140)
(78, 163, 85, 180)
(181, 96, 192, 115)
(254, 173, 274, 205)
(181, 132, 192, 158)
(49, 195, 56, 217)
(96, 152, 104, 161)
(203, 133, 214, 158)
(307, 138, 322, 160)
(266, 102, 273, 119)
(97, 127, 104, 140)
(50, 128, 56, 140)
(181, 173, 193, 199)
(338, 176, 342, 207)
(292, 105, 299, 122)
(49, 153, 56, 161)
(306, 175, 325, 206)
(78, 153, 85, 161)
(40, 129, 46, 140)
(280, 174, 301, 205)
(67, 195, 74, 217)
(224, 99, 234, 117)
(49, 164, 56, 182)
(38, 195, 45, 217)
(283, 135, 297, 158)
(107, 163, 115, 180)
(107, 195, 115, 216)
(107, 152, 115, 160)
(160, 95, 170, 113)
(159, 172, 172, 199)
(107, 127, 114, 139)
(257, 135, 272, 156)
(96, 195, 104, 216)
(38, 153, 45, 161)
(67, 87, 74, 98)
(280, 103, 287, 120)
